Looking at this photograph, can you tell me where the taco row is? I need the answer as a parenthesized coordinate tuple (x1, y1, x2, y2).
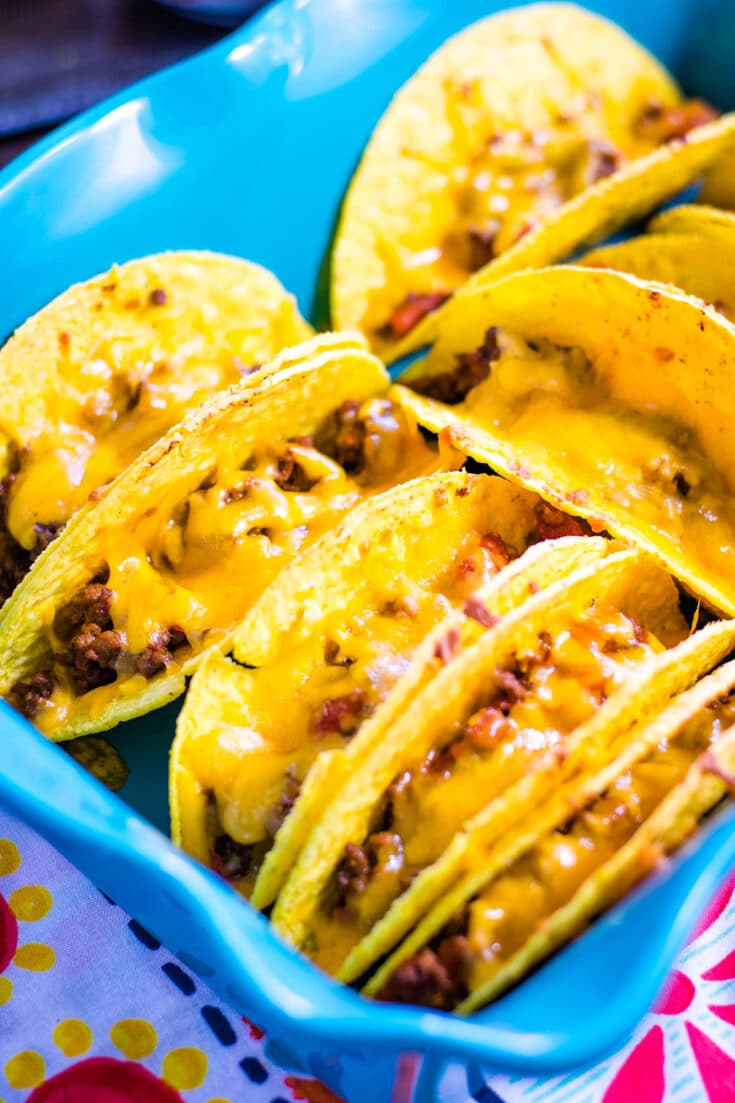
(170, 486, 735, 1013)
(7, 242, 735, 740)
(166, 256, 735, 1011)
(5, 251, 735, 1013)
(4, 0, 735, 1017)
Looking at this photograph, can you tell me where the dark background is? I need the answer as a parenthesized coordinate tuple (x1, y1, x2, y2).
(0, 0, 232, 168)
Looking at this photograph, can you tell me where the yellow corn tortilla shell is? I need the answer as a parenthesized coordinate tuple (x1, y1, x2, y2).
(332, 2, 683, 356)
(271, 548, 685, 962)
(171, 472, 607, 905)
(388, 113, 735, 362)
(701, 147, 735, 209)
(397, 266, 735, 617)
(360, 618, 735, 992)
(230, 478, 592, 669)
(581, 204, 735, 321)
(649, 203, 735, 237)
(0, 335, 391, 739)
(0, 252, 312, 561)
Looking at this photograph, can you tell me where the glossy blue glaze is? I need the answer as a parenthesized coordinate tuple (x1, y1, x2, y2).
(1, 1, 734, 1098)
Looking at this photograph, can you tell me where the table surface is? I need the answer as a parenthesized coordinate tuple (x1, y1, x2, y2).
(0, 0, 230, 170)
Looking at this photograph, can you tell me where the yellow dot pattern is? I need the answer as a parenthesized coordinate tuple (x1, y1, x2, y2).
(13, 942, 55, 971)
(0, 840, 20, 877)
(53, 1018, 93, 1057)
(110, 1018, 158, 1059)
(4, 1051, 45, 1089)
(162, 1047, 208, 1090)
(9, 885, 52, 922)
(0, 839, 242, 1101)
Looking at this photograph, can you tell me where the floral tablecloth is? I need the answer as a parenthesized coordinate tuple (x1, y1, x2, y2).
(2, 806, 734, 1103)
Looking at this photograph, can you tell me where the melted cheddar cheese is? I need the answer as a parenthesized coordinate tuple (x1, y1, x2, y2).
(459, 331, 735, 587)
(309, 604, 659, 974)
(364, 120, 627, 341)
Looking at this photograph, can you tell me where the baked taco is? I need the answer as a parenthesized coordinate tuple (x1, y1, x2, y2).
(581, 204, 735, 322)
(270, 548, 708, 973)
(330, 2, 734, 359)
(0, 252, 312, 604)
(368, 653, 735, 1012)
(396, 266, 735, 616)
(0, 335, 447, 739)
(171, 471, 608, 906)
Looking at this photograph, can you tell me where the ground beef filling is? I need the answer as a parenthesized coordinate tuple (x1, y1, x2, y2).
(377, 910, 471, 1010)
(8, 577, 190, 714)
(331, 832, 406, 928)
(335, 833, 405, 902)
(7, 670, 57, 720)
(411, 327, 501, 405)
(316, 400, 368, 474)
(67, 624, 127, 693)
(135, 625, 188, 679)
(314, 396, 435, 487)
(0, 468, 65, 601)
(264, 770, 302, 838)
(327, 640, 548, 922)
(53, 581, 115, 641)
(379, 291, 451, 342)
(531, 500, 593, 541)
(50, 580, 124, 694)
(455, 529, 515, 590)
(636, 97, 719, 143)
(312, 688, 371, 738)
(419, 650, 539, 779)
(211, 832, 256, 882)
(274, 450, 319, 493)
(207, 771, 302, 885)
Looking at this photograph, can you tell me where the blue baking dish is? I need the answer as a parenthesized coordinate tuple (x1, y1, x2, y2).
(2, 2, 735, 1099)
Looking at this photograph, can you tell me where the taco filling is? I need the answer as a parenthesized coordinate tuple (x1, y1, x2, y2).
(308, 601, 660, 974)
(402, 307, 735, 610)
(6, 396, 442, 735)
(378, 691, 735, 1010)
